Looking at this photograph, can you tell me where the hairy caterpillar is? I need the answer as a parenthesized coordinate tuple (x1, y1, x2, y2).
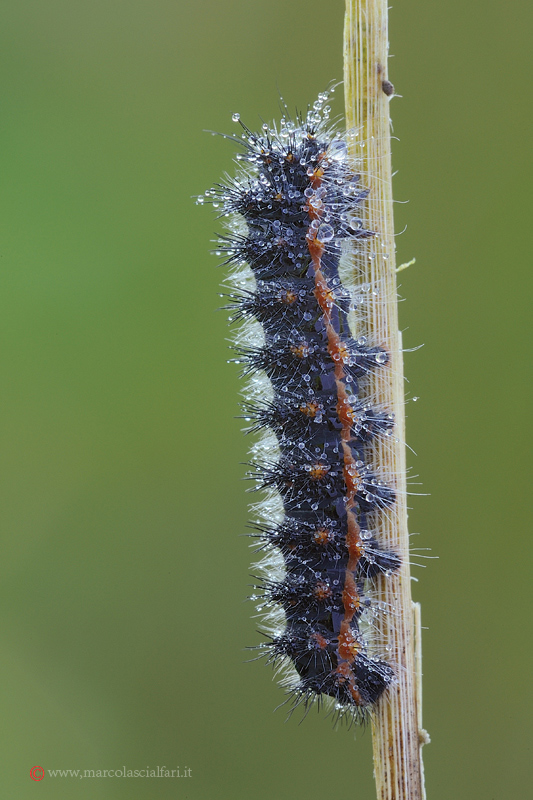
(199, 88, 401, 722)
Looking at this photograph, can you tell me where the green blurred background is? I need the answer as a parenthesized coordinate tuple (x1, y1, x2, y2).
(0, 1, 530, 797)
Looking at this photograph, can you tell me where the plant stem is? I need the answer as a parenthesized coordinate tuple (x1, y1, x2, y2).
(343, 2, 428, 799)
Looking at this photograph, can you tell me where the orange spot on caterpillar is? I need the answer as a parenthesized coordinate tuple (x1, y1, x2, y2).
(299, 401, 320, 418)
(314, 581, 332, 601)
(342, 572, 360, 614)
(336, 662, 350, 680)
(335, 662, 363, 705)
(280, 289, 297, 305)
(308, 463, 329, 481)
(337, 624, 360, 661)
(343, 462, 361, 494)
(289, 342, 309, 359)
(346, 525, 363, 560)
(337, 395, 355, 426)
(309, 166, 325, 187)
(328, 340, 349, 364)
(313, 527, 334, 546)
(314, 275, 334, 313)
(311, 632, 329, 650)
(307, 235, 324, 260)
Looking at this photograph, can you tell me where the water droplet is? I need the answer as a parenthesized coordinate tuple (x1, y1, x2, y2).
(347, 212, 363, 230)
(316, 224, 334, 243)
(328, 140, 347, 161)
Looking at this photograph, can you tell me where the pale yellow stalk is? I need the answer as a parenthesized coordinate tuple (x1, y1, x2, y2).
(343, 2, 429, 799)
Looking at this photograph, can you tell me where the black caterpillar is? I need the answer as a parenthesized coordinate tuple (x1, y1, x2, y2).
(200, 90, 400, 721)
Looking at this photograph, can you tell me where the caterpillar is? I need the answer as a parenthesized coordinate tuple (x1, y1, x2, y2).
(199, 88, 400, 722)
